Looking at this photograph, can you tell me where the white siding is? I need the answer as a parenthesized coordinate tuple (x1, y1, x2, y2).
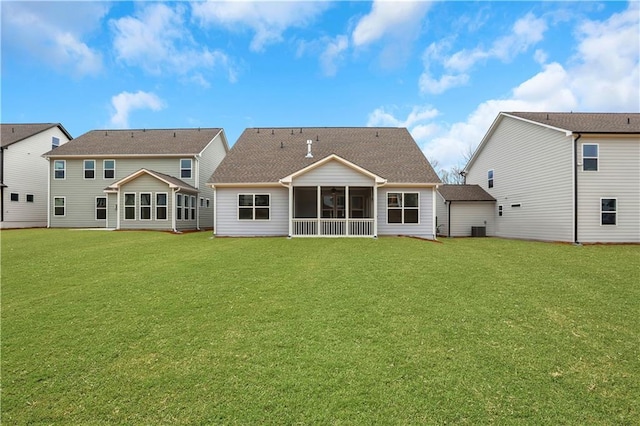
(215, 187, 288, 236)
(293, 160, 374, 186)
(435, 192, 448, 236)
(377, 187, 436, 239)
(448, 202, 495, 237)
(466, 116, 574, 242)
(198, 133, 228, 229)
(2, 127, 70, 228)
(577, 136, 640, 243)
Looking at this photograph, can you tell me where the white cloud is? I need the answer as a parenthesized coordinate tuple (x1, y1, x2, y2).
(191, 1, 329, 52)
(420, 11, 548, 94)
(320, 35, 349, 77)
(1, 1, 107, 76)
(367, 105, 439, 128)
(352, 1, 431, 47)
(110, 91, 166, 128)
(111, 3, 237, 84)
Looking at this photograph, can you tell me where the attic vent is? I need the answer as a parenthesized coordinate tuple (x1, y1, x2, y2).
(12, 127, 14, 133)
(376, 131, 379, 137)
(173, 132, 176, 137)
(546, 114, 549, 120)
(306, 139, 313, 158)
(131, 132, 134, 138)
(281, 141, 284, 149)
(257, 128, 260, 133)
(299, 128, 302, 133)
(316, 135, 319, 141)
(105, 131, 108, 136)
(143, 128, 146, 132)
(272, 129, 274, 135)
(628, 117, 631, 124)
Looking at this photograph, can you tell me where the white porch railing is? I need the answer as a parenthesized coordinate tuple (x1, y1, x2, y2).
(292, 218, 374, 237)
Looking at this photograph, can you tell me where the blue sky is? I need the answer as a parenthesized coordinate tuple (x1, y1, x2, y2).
(2, 1, 638, 170)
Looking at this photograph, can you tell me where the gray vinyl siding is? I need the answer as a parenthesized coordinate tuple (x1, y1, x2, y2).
(198, 133, 227, 229)
(577, 136, 640, 243)
(118, 174, 178, 231)
(293, 161, 374, 186)
(2, 127, 70, 228)
(215, 187, 288, 236)
(447, 202, 495, 237)
(377, 187, 435, 239)
(466, 116, 574, 242)
(49, 157, 196, 228)
(107, 193, 117, 228)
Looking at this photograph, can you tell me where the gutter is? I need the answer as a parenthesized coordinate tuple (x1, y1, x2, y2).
(0, 147, 4, 222)
(573, 133, 582, 244)
(447, 201, 451, 238)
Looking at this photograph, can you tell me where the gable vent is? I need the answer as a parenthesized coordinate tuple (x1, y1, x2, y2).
(306, 139, 313, 158)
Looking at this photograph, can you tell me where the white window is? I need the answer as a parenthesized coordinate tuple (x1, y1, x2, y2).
(238, 194, 270, 220)
(54, 197, 65, 216)
(54, 160, 65, 179)
(183, 195, 190, 220)
(140, 193, 152, 220)
(52, 136, 60, 150)
(176, 194, 183, 220)
(583, 144, 598, 171)
(488, 169, 494, 188)
(156, 193, 168, 220)
(26, 194, 34, 203)
(104, 160, 115, 179)
(84, 160, 95, 179)
(190, 195, 196, 220)
(10, 193, 19, 202)
(601, 198, 617, 225)
(124, 193, 136, 220)
(387, 192, 419, 224)
(180, 158, 192, 179)
(96, 197, 107, 220)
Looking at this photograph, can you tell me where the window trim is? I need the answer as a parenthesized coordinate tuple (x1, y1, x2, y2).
(386, 192, 420, 225)
(10, 193, 19, 202)
(190, 195, 196, 220)
(600, 197, 617, 226)
(124, 192, 136, 221)
(206, 198, 211, 208)
(183, 194, 190, 221)
(54, 160, 66, 180)
(26, 194, 34, 203)
(238, 193, 271, 221)
(83, 159, 96, 180)
(180, 158, 193, 179)
(96, 196, 107, 220)
(156, 192, 168, 221)
(582, 143, 599, 172)
(488, 169, 494, 188)
(176, 194, 183, 220)
(53, 196, 66, 217)
(140, 192, 152, 221)
(103, 159, 116, 180)
(498, 205, 503, 217)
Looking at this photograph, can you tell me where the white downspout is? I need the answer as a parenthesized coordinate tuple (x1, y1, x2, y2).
(432, 187, 437, 240)
(373, 184, 379, 238)
(288, 184, 293, 238)
(46, 158, 51, 228)
(172, 189, 178, 233)
(116, 188, 121, 230)
(195, 155, 200, 231)
(212, 187, 217, 236)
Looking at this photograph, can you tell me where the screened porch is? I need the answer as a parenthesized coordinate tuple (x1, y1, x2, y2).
(291, 186, 376, 237)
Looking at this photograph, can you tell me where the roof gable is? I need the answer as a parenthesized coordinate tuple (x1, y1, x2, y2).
(280, 154, 386, 184)
(106, 169, 197, 192)
(210, 127, 440, 185)
(465, 112, 640, 172)
(44, 128, 223, 157)
(1, 123, 72, 148)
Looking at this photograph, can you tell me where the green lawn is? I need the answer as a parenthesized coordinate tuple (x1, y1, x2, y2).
(1, 229, 638, 424)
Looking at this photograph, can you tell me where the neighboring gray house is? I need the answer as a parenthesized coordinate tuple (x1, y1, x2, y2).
(43, 128, 229, 231)
(1, 123, 72, 228)
(209, 127, 441, 238)
(464, 112, 640, 243)
(436, 185, 496, 237)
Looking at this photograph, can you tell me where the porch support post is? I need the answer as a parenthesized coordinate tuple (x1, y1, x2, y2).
(288, 184, 293, 238)
(373, 185, 378, 238)
(345, 186, 349, 236)
(317, 185, 321, 235)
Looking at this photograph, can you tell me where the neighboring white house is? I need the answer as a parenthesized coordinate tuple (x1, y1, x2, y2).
(436, 185, 496, 237)
(1, 123, 72, 228)
(43, 128, 229, 231)
(208, 127, 442, 239)
(464, 112, 640, 243)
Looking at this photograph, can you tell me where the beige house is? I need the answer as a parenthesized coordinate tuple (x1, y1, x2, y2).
(464, 112, 640, 243)
(1, 123, 72, 228)
(44, 128, 229, 231)
(209, 127, 441, 238)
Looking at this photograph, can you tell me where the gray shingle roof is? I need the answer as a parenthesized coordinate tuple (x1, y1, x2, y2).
(44, 128, 222, 157)
(507, 112, 640, 133)
(1, 123, 72, 148)
(437, 184, 495, 202)
(209, 127, 440, 184)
